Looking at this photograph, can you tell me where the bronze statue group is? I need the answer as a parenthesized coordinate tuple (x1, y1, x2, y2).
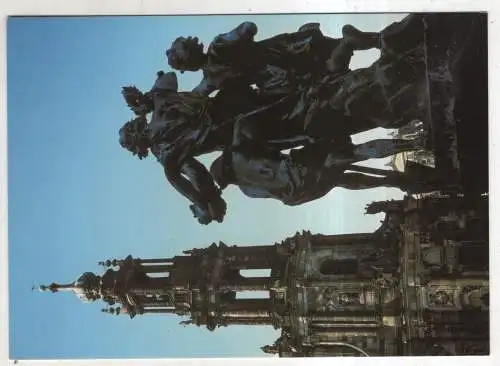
(119, 14, 441, 225)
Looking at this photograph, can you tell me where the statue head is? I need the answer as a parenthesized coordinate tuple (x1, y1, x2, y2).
(151, 71, 179, 93)
(119, 116, 150, 160)
(121, 85, 154, 116)
(166, 36, 205, 72)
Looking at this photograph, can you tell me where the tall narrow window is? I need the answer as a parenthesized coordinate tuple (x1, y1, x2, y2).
(239, 269, 271, 278)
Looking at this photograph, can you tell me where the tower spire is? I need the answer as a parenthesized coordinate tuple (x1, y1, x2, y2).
(37, 272, 102, 302)
(38, 282, 77, 293)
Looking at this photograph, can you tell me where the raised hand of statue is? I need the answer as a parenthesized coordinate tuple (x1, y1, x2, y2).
(208, 198, 227, 222)
(189, 203, 212, 225)
(189, 196, 227, 225)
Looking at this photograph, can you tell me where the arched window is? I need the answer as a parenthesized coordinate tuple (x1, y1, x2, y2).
(319, 259, 358, 276)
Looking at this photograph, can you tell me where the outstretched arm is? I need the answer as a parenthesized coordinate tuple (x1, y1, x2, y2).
(163, 157, 226, 224)
(180, 157, 222, 199)
(342, 24, 381, 51)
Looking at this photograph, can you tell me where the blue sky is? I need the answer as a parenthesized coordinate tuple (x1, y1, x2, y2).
(7, 14, 406, 359)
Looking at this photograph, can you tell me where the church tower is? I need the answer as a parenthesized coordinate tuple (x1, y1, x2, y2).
(39, 243, 279, 330)
(39, 194, 489, 357)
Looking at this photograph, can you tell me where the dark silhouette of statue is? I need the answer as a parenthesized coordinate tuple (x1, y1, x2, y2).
(302, 14, 430, 134)
(207, 137, 428, 209)
(165, 15, 432, 153)
(166, 21, 381, 97)
(118, 14, 450, 225)
(120, 72, 230, 224)
(119, 71, 429, 224)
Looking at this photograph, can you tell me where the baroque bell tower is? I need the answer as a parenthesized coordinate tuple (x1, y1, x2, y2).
(39, 194, 489, 357)
(39, 243, 282, 331)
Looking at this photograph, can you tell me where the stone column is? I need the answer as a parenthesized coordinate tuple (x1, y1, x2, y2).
(129, 285, 171, 296)
(311, 311, 378, 322)
(223, 315, 273, 325)
(142, 301, 173, 307)
(311, 322, 380, 328)
(314, 328, 379, 339)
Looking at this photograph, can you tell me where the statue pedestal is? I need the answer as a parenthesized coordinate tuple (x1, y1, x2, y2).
(422, 14, 488, 196)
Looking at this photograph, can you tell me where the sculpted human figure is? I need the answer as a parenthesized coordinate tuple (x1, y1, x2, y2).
(228, 15, 429, 146)
(119, 71, 319, 224)
(302, 14, 430, 133)
(120, 70, 329, 159)
(119, 71, 325, 224)
(165, 15, 432, 158)
(207, 137, 427, 210)
(120, 70, 435, 224)
(166, 21, 382, 97)
(120, 71, 229, 224)
(277, 16, 431, 136)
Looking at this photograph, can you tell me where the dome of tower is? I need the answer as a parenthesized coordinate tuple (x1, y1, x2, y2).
(73, 272, 101, 302)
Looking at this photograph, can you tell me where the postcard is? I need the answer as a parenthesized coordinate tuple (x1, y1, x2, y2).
(5, 9, 491, 363)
